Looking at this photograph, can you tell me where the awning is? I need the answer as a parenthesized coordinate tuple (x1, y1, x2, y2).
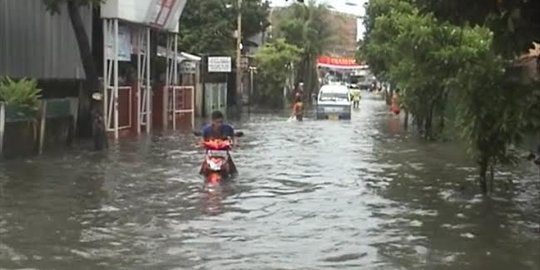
(157, 46, 201, 62)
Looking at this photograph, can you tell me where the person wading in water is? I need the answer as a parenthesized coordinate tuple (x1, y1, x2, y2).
(390, 89, 401, 115)
(292, 94, 304, 121)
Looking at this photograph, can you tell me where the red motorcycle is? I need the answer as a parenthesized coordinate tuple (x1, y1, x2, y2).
(194, 131, 243, 184)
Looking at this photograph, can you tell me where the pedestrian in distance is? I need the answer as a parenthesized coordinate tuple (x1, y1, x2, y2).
(390, 89, 401, 115)
(291, 94, 304, 121)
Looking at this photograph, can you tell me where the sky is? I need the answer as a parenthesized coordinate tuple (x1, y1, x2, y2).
(269, 0, 368, 40)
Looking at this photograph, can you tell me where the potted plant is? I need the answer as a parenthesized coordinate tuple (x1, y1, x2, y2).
(0, 77, 42, 121)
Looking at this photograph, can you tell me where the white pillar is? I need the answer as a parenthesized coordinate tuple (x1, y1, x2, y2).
(164, 35, 171, 129)
(136, 29, 142, 134)
(145, 27, 151, 134)
(103, 20, 108, 131)
(113, 19, 119, 139)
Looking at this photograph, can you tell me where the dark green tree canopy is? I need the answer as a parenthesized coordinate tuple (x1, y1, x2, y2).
(178, 0, 270, 55)
(409, 0, 540, 56)
(359, 0, 540, 194)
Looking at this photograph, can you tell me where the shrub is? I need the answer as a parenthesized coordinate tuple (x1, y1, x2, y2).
(0, 77, 42, 109)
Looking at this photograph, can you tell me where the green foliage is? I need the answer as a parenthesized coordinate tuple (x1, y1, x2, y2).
(413, 0, 540, 57)
(178, 0, 270, 55)
(178, 0, 235, 55)
(360, 0, 540, 193)
(0, 77, 42, 110)
(358, 0, 415, 81)
(241, 0, 271, 39)
(449, 56, 532, 194)
(254, 39, 302, 106)
(273, 1, 336, 99)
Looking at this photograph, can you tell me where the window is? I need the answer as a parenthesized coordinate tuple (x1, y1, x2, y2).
(319, 92, 349, 101)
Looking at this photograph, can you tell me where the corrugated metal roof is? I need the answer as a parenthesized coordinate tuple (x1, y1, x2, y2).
(0, 0, 92, 80)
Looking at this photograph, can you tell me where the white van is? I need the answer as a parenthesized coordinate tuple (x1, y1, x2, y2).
(316, 84, 352, 120)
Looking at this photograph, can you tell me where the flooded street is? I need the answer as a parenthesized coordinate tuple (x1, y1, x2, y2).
(1, 94, 539, 270)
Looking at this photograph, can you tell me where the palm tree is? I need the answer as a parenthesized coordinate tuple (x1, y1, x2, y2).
(276, 1, 336, 101)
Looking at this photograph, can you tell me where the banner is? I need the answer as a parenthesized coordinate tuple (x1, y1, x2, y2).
(317, 56, 360, 67)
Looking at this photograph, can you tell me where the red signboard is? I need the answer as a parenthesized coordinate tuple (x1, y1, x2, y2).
(318, 56, 357, 66)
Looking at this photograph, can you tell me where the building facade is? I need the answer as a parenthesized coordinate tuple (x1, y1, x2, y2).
(0, 0, 93, 80)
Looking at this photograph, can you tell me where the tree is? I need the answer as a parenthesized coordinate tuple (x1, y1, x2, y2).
(43, 0, 108, 150)
(241, 0, 271, 40)
(274, 1, 337, 101)
(254, 39, 302, 106)
(451, 55, 530, 194)
(358, 0, 414, 79)
(178, 0, 235, 55)
(178, 0, 270, 55)
(413, 0, 540, 57)
(361, 2, 460, 138)
(359, 0, 539, 194)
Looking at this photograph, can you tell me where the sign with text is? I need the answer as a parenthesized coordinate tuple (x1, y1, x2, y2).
(180, 61, 197, 74)
(208, 57, 232, 73)
(317, 56, 364, 69)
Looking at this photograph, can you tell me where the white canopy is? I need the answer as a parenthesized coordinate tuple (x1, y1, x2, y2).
(157, 46, 201, 62)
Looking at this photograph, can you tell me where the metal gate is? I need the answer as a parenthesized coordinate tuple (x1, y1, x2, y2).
(204, 83, 227, 116)
(105, 86, 132, 131)
(167, 86, 195, 130)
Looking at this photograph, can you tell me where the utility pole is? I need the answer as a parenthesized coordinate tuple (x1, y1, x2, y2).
(236, 0, 243, 114)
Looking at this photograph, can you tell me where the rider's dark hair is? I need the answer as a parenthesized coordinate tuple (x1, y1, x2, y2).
(211, 110, 224, 120)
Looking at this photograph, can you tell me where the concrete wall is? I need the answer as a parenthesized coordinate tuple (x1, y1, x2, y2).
(0, 0, 92, 79)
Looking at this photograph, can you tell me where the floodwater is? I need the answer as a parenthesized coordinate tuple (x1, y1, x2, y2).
(0, 93, 539, 270)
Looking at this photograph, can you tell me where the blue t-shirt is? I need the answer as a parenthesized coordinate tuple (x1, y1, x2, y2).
(201, 124, 235, 139)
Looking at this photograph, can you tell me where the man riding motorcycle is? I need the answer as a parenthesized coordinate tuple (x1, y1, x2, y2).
(199, 110, 238, 176)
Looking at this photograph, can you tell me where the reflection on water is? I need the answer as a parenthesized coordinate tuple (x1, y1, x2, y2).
(0, 93, 538, 270)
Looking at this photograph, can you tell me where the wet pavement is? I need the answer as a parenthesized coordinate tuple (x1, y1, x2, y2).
(0, 93, 539, 270)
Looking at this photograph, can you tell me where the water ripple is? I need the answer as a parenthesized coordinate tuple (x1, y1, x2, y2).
(0, 95, 538, 270)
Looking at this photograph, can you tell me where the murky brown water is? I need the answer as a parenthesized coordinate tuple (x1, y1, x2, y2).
(1, 93, 539, 270)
